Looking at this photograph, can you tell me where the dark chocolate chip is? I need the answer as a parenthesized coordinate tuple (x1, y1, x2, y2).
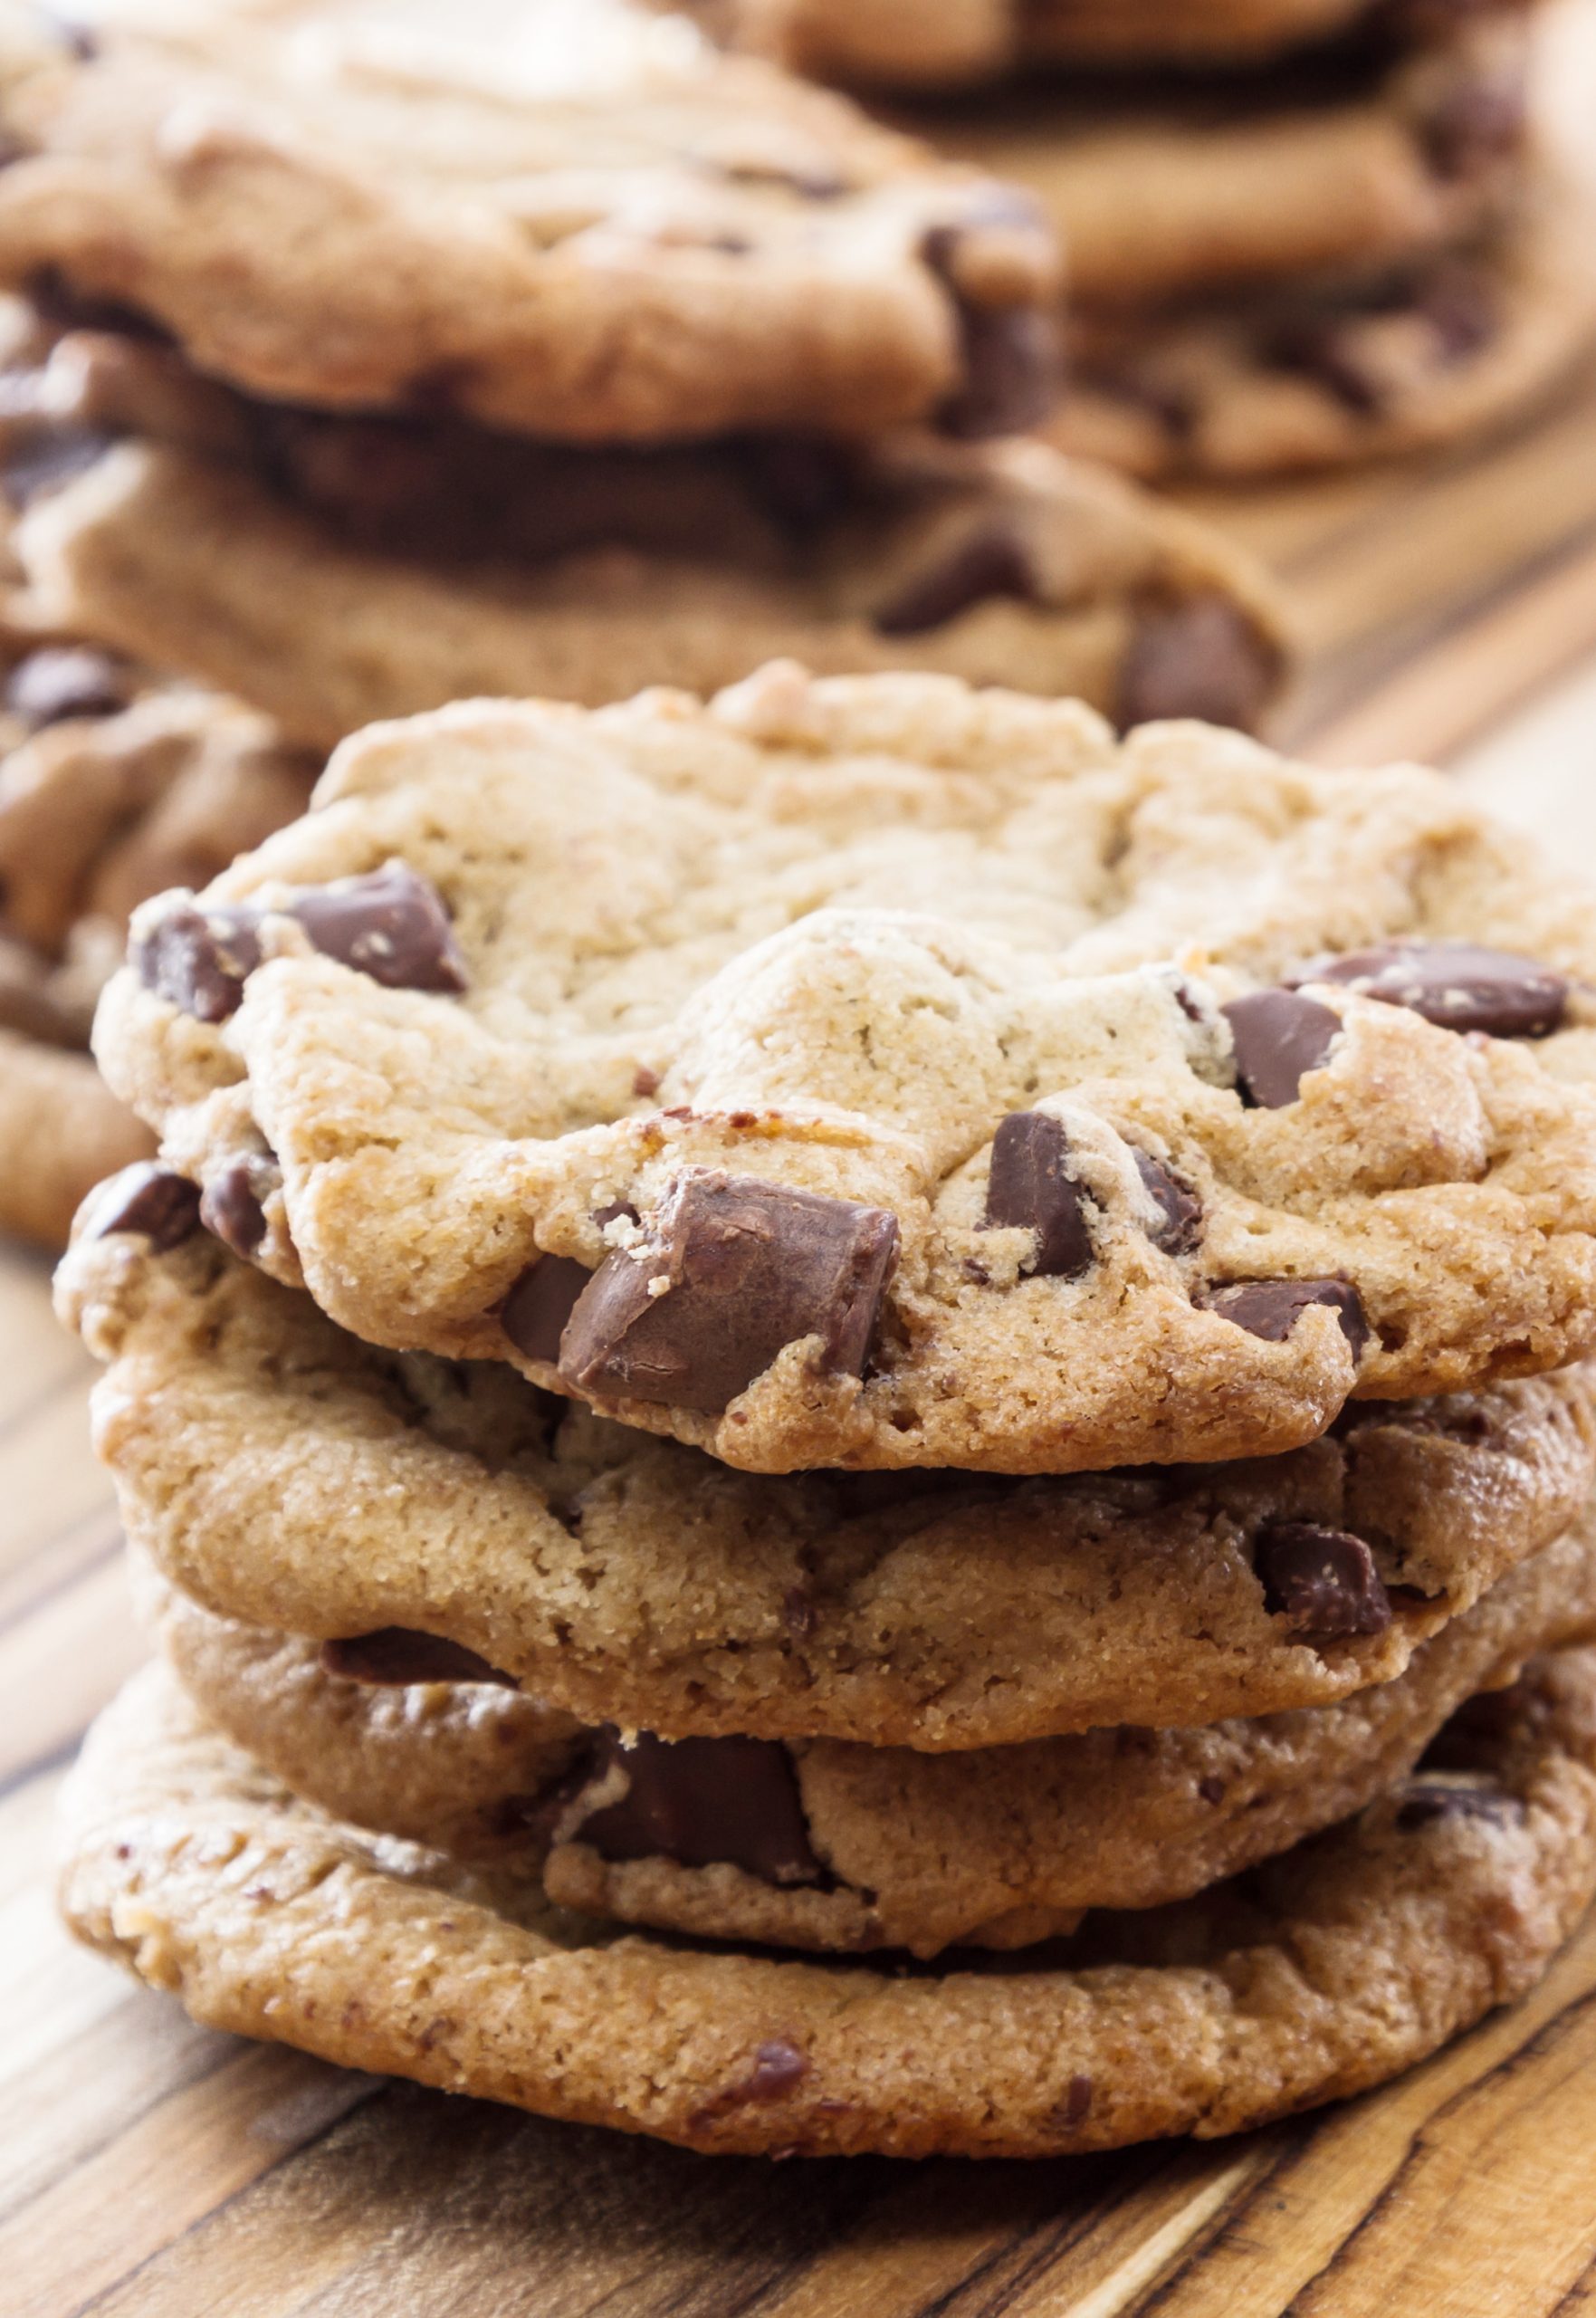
(1285, 940, 1567, 1038)
(573, 1728, 822, 1886)
(1222, 989, 1343, 1107)
(1, 425, 114, 508)
(1395, 1779, 1521, 1830)
(1421, 73, 1526, 179)
(688, 2037, 812, 2127)
(501, 1254, 592, 1365)
(1057, 2073, 1094, 2128)
(1133, 1150, 1202, 1255)
(320, 1630, 518, 1687)
(1255, 1519, 1392, 1638)
(1209, 1276, 1369, 1361)
(1197, 1776, 1227, 1806)
(5, 645, 133, 730)
(134, 900, 263, 1024)
(199, 1160, 269, 1257)
(286, 864, 468, 995)
(79, 1162, 201, 1250)
(1115, 596, 1280, 734)
(559, 1172, 899, 1414)
(874, 527, 1037, 637)
(982, 1111, 1092, 1279)
(936, 302, 1060, 439)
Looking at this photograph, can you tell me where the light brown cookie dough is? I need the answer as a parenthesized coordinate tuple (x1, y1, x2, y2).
(0, 0, 1060, 445)
(1051, 205, 1596, 481)
(57, 1650, 1596, 2156)
(60, 1230, 1596, 1748)
(0, 314, 1288, 749)
(87, 667, 1596, 1474)
(0, 663, 317, 1243)
(905, 14, 1531, 309)
(145, 1513, 1596, 1958)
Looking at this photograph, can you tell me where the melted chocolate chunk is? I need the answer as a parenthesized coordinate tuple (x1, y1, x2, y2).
(1264, 316, 1383, 416)
(1115, 597, 1279, 734)
(1133, 1151, 1202, 1255)
(1395, 1779, 1521, 1830)
(134, 900, 263, 1024)
(1209, 1276, 1369, 1360)
(79, 1162, 201, 1250)
(1255, 1519, 1392, 1638)
(1223, 989, 1343, 1107)
(135, 863, 467, 1020)
(286, 864, 468, 994)
(1285, 940, 1568, 1038)
(198, 1159, 270, 1256)
(922, 201, 1060, 439)
(982, 1112, 1093, 1278)
(573, 1728, 822, 1886)
(501, 1253, 592, 1365)
(5, 646, 134, 730)
(874, 527, 1037, 637)
(559, 1172, 899, 1414)
(320, 1630, 518, 1687)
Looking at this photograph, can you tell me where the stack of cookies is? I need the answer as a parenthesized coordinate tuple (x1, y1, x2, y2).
(0, 0, 1290, 752)
(696, 0, 1595, 478)
(54, 663, 1596, 2156)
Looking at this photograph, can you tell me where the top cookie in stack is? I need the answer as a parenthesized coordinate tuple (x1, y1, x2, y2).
(696, 0, 1593, 477)
(95, 663, 1596, 1475)
(0, 0, 1287, 736)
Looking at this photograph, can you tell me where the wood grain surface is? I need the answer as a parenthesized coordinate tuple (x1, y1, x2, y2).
(9, 13, 1596, 2296)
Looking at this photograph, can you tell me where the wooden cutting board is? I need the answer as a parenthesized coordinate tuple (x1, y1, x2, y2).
(12, 120, 1596, 2318)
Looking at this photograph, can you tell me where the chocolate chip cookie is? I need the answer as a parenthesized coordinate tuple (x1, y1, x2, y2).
(57, 1647, 1596, 2154)
(0, 653, 317, 1242)
(0, 312, 1287, 746)
(60, 1228, 1596, 1747)
(142, 1509, 1596, 1957)
(89, 667, 1596, 1473)
(0, 0, 1060, 445)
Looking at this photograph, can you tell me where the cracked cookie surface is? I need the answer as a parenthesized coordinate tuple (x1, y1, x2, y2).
(88, 667, 1596, 1473)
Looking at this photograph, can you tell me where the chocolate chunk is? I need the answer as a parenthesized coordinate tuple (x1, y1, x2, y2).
(1056, 2074, 1094, 2128)
(1421, 73, 1525, 179)
(573, 1728, 822, 1886)
(285, 864, 468, 995)
(1223, 989, 1343, 1107)
(559, 1173, 899, 1414)
(1133, 1150, 1201, 1255)
(1197, 1776, 1227, 1806)
(320, 1630, 518, 1687)
(982, 1112, 1092, 1278)
(1395, 1779, 1521, 1830)
(874, 527, 1037, 638)
(1115, 597, 1280, 734)
(1, 425, 114, 507)
(133, 900, 263, 1024)
(501, 1254, 592, 1365)
(937, 302, 1060, 439)
(1285, 941, 1568, 1038)
(1255, 1519, 1392, 1638)
(1419, 266, 1496, 363)
(1209, 1276, 1369, 1361)
(688, 2037, 812, 2128)
(198, 1160, 270, 1257)
(5, 646, 134, 730)
(741, 436, 856, 537)
(79, 1162, 201, 1250)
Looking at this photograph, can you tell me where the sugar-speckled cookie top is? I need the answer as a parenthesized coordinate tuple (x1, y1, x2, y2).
(92, 668, 1596, 1473)
(146, 1515, 1596, 1958)
(59, 1231, 1596, 1746)
(0, 0, 1060, 443)
(57, 1650, 1596, 2156)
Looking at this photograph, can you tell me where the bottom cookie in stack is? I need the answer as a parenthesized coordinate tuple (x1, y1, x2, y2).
(53, 1185, 1596, 2155)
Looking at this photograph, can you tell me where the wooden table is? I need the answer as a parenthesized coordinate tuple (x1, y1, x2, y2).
(12, 18, 1596, 2296)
